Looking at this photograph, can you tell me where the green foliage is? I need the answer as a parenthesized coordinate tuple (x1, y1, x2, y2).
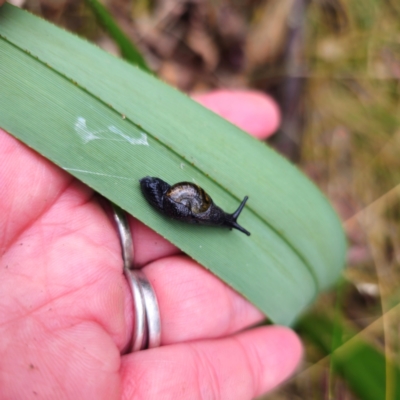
(83, 0, 152, 73)
(297, 312, 400, 400)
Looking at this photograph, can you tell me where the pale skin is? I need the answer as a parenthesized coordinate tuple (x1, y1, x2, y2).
(0, 91, 302, 399)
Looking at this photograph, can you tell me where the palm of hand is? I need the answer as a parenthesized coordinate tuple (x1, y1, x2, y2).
(1, 135, 128, 397)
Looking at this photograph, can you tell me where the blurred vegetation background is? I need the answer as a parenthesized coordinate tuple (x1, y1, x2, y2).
(9, 0, 400, 398)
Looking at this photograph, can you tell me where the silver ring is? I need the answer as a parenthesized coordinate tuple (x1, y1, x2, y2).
(111, 204, 134, 270)
(123, 268, 147, 352)
(110, 203, 161, 351)
(134, 270, 161, 349)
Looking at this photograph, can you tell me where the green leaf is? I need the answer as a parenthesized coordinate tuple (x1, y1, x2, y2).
(83, 0, 152, 73)
(0, 3, 346, 325)
(297, 313, 400, 400)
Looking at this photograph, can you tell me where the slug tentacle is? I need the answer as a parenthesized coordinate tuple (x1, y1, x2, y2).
(232, 196, 249, 220)
(139, 176, 251, 236)
(224, 196, 251, 236)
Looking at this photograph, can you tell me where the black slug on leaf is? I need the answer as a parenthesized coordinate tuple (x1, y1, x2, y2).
(140, 176, 251, 236)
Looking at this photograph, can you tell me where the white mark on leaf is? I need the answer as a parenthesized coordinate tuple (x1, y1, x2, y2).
(74, 117, 149, 145)
(108, 125, 149, 145)
(75, 117, 99, 143)
(63, 168, 132, 180)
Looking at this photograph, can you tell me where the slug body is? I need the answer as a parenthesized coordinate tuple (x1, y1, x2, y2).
(140, 176, 251, 236)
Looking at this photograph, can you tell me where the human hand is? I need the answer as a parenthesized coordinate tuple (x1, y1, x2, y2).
(0, 90, 302, 399)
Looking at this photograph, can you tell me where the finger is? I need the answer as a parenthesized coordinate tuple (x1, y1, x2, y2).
(141, 256, 265, 344)
(192, 89, 281, 139)
(121, 326, 303, 400)
(130, 218, 181, 267)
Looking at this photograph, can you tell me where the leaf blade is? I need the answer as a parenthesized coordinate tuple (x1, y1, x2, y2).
(83, 0, 152, 73)
(0, 3, 346, 325)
